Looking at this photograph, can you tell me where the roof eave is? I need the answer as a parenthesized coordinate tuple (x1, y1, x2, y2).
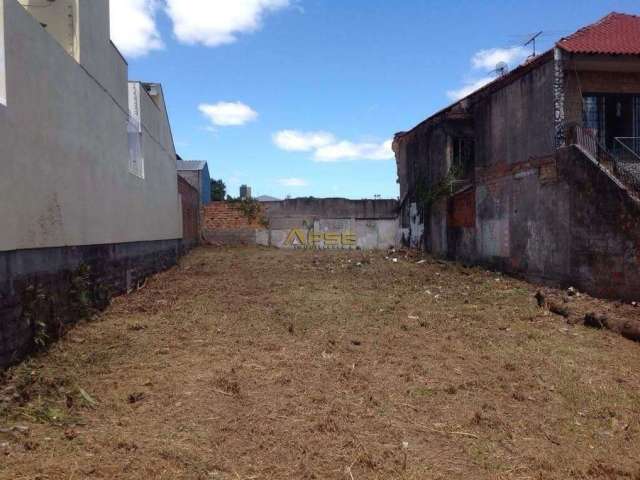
(394, 49, 553, 143)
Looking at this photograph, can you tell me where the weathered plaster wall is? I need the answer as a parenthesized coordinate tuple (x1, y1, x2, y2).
(559, 146, 640, 300)
(395, 124, 453, 250)
(474, 157, 572, 283)
(395, 53, 640, 300)
(473, 58, 557, 269)
(475, 59, 555, 170)
(0, 0, 182, 252)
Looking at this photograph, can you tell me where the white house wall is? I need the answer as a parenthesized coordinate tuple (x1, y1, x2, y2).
(0, 0, 182, 252)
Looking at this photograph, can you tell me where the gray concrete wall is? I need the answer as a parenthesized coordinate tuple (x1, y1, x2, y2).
(259, 198, 400, 250)
(0, 0, 182, 252)
(0, 0, 5, 105)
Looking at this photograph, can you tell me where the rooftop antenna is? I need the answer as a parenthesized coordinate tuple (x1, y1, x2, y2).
(492, 61, 509, 77)
(524, 31, 543, 59)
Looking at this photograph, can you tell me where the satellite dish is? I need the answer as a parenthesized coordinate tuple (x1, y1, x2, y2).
(495, 62, 509, 77)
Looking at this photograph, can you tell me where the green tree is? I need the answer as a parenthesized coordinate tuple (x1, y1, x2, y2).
(211, 179, 226, 201)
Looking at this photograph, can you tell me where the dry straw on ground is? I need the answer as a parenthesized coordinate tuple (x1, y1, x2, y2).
(1, 246, 640, 479)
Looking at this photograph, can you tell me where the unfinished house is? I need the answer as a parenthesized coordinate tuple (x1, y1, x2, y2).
(0, 0, 184, 368)
(394, 12, 640, 301)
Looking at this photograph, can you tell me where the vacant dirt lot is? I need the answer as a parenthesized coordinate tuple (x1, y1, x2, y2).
(1, 247, 640, 479)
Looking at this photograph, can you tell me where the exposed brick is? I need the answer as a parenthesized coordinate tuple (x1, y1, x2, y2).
(448, 189, 475, 228)
(203, 202, 267, 230)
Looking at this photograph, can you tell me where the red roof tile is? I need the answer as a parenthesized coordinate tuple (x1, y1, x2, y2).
(558, 12, 640, 55)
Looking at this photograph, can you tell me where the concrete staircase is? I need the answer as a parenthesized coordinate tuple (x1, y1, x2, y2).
(568, 124, 640, 198)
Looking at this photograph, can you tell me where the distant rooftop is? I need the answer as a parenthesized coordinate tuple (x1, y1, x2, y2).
(176, 160, 207, 171)
(256, 195, 282, 202)
(558, 12, 640, 55)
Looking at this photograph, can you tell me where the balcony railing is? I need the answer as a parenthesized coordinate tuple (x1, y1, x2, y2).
(613, 137, 640, 192)
(564, 123, 640, 194)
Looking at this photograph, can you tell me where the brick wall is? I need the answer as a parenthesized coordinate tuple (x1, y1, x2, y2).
(448, 189, 475, 228)
(178, 176, 200, 247)
(203, 202, 266, 230)
(202, 202, 266, 245)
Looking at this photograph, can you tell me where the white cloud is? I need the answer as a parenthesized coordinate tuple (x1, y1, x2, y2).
(199, 102, 258, 126)
(315, 140, 393, 162)
(110, 0, 163, 57)
(272, 130, 335, 152)
(273, 130, 393, 162)
(446, 76, 494, 101)
(471, 46, 529, 71)
(278, 177, 309, 187)
(165, 0, 291, 47)
(445, 46, 530, 102)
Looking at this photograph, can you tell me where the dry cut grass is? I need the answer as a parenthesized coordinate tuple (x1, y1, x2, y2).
(1, 246, 640, 479)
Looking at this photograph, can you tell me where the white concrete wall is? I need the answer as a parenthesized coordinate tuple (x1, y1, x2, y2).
(0, 0, 182, 252)
(259, 218, 399, 250)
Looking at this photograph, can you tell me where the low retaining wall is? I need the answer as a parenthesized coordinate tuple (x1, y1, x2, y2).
(0, 239, 182, 369)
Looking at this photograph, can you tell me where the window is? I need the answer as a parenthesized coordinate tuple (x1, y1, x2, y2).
(583, 94, 640, 150)
(452, 137, 474, 179)
(582, 95, 605, 144)
(0, 0, 6, 106)
(127, 83, 144, 178)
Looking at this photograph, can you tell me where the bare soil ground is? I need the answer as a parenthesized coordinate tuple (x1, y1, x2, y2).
(1, 247, 640, 480)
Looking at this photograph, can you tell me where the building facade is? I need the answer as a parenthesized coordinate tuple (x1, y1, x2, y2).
(177, 160, 212, 207)
(394, 13, 640, 301)
(0, 0, 184, 368)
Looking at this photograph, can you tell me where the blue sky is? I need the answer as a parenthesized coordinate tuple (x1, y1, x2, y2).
(112, 0, 640, 200)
